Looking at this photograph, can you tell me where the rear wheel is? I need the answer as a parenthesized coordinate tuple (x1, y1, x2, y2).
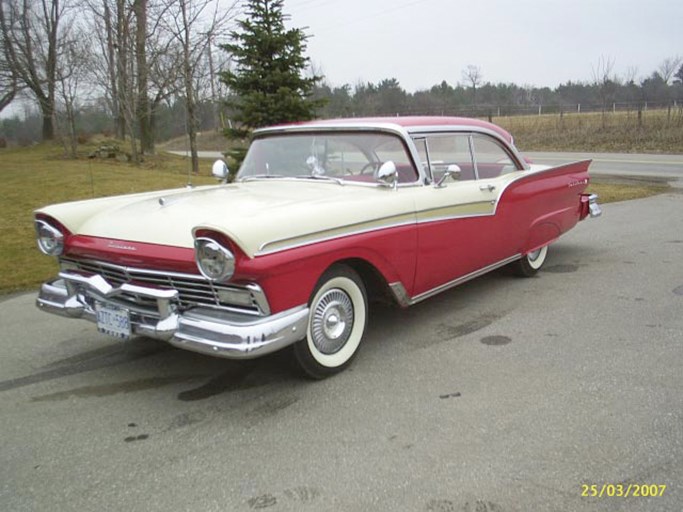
(512, 245, 548, 277)
(293, 265, 368, 379)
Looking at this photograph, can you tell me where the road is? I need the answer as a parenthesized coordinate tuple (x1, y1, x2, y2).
(525, 151, 683, 182)
(170, 150, 683, 183)
(2, 193, 682, 511)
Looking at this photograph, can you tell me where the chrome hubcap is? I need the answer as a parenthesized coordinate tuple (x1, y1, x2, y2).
(311, 289, 354, 354)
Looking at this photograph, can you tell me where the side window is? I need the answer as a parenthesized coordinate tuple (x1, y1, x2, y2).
(413, 134, 476, 182)
(471, 134, 519, 179)
(374, 138, 418, 183)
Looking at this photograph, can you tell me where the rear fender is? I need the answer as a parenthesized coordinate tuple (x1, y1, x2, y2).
(499, 160, 591, 254)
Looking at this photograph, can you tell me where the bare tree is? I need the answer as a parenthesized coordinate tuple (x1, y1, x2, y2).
(658, 56, 682, 85)
(134, 0, 157, 153)
(0, 0, 70, 140)
(159, 0, 237, 173)
(591, 56, 617, 124)
(0, 25, 18, 112)
(85, 0, 124, 138)
(55, 33, 90, 157)
(624, 66, 639, 85)
(462, 64, 482, 104)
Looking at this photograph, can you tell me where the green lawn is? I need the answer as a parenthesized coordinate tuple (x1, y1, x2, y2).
(0, 144, 214, 293)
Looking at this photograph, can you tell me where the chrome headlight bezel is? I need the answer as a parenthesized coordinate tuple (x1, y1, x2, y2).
(35, 219, 65, 256)
(194, 237, 235, 282)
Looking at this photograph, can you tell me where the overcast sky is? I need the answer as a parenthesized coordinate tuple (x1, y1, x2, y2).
(283, 0, 683, 91)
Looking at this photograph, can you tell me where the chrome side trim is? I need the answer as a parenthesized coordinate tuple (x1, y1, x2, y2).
(389, 254, 521, 306)
(256, 215, 416, 255)
(255, 206, 495, 257)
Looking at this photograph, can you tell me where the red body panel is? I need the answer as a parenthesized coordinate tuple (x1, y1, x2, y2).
(413, 161, 590, 295)
(65, 235, 198, 273)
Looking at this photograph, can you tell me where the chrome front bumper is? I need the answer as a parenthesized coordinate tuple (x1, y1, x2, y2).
(36, 271, 309, 359)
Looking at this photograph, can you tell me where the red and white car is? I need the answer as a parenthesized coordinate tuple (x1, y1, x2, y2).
(35, 117, 601, 378)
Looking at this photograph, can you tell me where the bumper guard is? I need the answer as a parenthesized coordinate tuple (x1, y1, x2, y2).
(36, 271, 309, 359)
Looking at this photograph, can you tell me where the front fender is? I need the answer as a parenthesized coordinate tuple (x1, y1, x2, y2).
(234, 224, 418, 313)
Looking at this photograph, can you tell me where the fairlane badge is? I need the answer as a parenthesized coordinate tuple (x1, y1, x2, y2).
(107, 241, 137, 251)
(568, 178, 588, 188)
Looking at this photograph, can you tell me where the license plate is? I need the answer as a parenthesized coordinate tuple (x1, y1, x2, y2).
(95, 302, 131, 339)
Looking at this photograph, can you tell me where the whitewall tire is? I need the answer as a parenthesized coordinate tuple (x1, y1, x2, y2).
(512, 245, 548, 277)
(293, 265, 368, 379)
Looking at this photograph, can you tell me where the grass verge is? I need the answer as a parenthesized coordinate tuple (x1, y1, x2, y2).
(0, 144, 673, 295)
(0, 144, 214, 294)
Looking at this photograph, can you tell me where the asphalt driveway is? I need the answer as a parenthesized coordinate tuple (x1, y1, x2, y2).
(1, 192, 682, 511)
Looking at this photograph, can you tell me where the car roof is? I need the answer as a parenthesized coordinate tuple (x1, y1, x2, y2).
(262, 116, 513, 143)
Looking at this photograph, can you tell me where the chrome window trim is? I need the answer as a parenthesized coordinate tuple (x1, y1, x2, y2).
(249, 124, 426, 185)
(468, 134, 480, 180)
(406, 125, 528, 171)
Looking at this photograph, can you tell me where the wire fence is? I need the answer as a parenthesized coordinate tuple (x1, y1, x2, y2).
(383, 101, 683, 120)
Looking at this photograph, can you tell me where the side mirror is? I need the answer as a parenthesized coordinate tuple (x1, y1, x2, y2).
(435, 164, 462, 188)
(212, 160, 229, 183)
(375, 161, 398, 190)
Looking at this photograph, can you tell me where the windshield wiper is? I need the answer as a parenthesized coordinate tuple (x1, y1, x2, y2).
(293, 174, 344, 185)
(239, 174, 286, 182)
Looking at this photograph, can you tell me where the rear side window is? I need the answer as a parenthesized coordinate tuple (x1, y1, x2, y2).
(471, 134, 519, 178)
(413, 132, 520, 182)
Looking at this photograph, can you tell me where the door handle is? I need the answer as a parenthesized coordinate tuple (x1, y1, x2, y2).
(479, 184, 496, 192)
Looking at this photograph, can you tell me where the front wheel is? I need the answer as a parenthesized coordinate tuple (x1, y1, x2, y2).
(512, 245, 548, 277)
(293, 265, 368, 379)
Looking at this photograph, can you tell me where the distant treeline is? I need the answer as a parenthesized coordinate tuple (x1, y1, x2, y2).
(2, 70, 682, 146)
(313, 73, 683, 118)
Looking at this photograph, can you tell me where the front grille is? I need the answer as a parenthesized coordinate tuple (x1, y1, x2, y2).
(60, 257, 266, 315)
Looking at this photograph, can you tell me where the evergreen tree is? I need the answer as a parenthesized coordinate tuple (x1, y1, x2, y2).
(220, 0, 323, 134)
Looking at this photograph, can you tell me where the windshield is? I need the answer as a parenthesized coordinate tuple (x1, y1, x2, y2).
(237, 132, 418, 184)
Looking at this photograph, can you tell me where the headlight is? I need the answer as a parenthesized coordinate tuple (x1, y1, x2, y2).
(35, 220, 65, 256)
(194, 237, 235, 282)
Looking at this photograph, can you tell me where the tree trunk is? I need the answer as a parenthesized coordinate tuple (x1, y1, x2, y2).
(180, 0, 198, 174)
(39, 99, 55, 140)
(103, 1, 123, 139)
(134, 0, 153, 153)
(115, 0, 128, 141)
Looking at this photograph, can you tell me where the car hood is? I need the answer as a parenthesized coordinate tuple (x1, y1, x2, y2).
(37, 181, 415, 258)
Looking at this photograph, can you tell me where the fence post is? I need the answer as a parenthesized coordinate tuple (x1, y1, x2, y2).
(538, 105, 542, 116)
(577, 103, 581, 113)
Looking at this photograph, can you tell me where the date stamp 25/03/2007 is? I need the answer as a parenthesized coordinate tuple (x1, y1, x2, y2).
(581, 484, 667, 498)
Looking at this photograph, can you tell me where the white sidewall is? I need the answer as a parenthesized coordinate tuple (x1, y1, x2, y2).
(306, 276, 366, 368)
(527, 245, 548, 270)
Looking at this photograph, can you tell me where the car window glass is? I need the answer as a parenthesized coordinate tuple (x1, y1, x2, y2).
(239, 133, 418, 184)
(322, 139, 368, 175)
(373, 137, 418, 183)
(416, 134, 476, 182)
(471, 134, 518, 178)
